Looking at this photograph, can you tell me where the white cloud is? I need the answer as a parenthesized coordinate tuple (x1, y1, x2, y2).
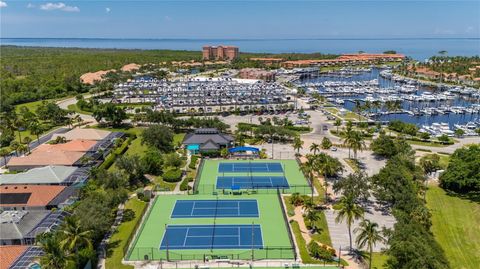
(105, 7, 110, 13)
(40, 2, 80, 12)
(164, 15, 172, 21)
(0, 1, 7, 8)
(27, 3, 35, 8)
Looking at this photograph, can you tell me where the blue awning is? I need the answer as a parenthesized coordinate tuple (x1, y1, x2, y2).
(228, 146, 260, 153)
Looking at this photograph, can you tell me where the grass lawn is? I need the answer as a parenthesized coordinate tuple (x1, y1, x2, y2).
(67, 103, 93, 115)
(406, 139, 449, 148)
(370, 252, 388, 269)
(426, 185, 480, 269)
(153, 175, 177, 191)
(310, 211, 333, 247)
(15, 99, 57, 113)
(291, 221, 322, 264)
(173, 133, 186, 147)
(105, 198, 147, 269)
(438, 154, 450, 169)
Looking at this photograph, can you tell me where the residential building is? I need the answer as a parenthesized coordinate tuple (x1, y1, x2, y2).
(52, 128, 111, 141)
(34, 139, 97, 153)
(0, 245, 28, 267)
(202, 45, 239, 60)
(0, 185, 76, 210)
(182, 128, 234, 153)
(7, 151, 86, 171)
(0, 166, 88, 186)
(0, 210, 69, 245)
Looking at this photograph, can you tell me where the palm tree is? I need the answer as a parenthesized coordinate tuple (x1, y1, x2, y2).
(39, 235, 70, 269)
(23, 136, 32, 153)
(305, 210, 320, 233)
(29, 121, 44, 143)
(290, 192, 304, 206)
(0, 148, 10, 167)
(342, 129, 355, 159)
(335, 195, 364, 252)
(293, 136, 304, 155)
(310, 143, 320, 154)
(10, 141, 20, 156)
(316, 153, 343, 202)
(334, 119, 342, 134)
(17, 144, 28, 155)
(74, 115, 83, 126)
(354, 100, 363, 121)
(13, 117, 25, 143)
(354, 219, 385, 269)
(350, 131, 366, 160)
(59, 216, 93, 258)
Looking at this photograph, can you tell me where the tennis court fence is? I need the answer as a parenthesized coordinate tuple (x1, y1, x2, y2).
(128, 246, 296, 261)
(192, 184, 314, 196)
(192, 158, 206, 193)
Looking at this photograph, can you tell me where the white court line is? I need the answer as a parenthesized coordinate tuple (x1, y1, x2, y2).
(182, 227, 190, 247)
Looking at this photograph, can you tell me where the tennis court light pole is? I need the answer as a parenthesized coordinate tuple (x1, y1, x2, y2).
(251, 222, 255, 262)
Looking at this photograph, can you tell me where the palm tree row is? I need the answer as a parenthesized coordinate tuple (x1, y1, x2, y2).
(301, 153, 344, 203)
(335, 194, 385, 269)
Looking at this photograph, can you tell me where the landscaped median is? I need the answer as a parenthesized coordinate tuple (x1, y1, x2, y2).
(105, 198, 147, 269)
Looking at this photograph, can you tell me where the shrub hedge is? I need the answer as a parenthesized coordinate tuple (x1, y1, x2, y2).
(163, 168, 182, 182)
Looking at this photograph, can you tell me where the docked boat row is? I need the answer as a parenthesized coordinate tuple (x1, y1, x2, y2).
(419, 122, 480, 137)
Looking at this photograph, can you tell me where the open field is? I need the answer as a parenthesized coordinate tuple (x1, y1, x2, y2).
(127, 194, 294, 261)
(426, 185, 480, 269)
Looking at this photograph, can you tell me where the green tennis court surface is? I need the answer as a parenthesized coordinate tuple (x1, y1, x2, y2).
(126, 194, 294, 261)
(196, 159, 311, 195)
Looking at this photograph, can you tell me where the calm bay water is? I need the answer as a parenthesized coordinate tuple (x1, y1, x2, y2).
(1, 38, 479, 60)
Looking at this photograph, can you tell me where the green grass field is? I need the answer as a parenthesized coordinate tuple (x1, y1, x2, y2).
(371, 252, 388, 269)
(105, 198, 147, 269)
(426, 185, 480, 269)
(195, 159, 311, 195)
(127, 194, 294, 261)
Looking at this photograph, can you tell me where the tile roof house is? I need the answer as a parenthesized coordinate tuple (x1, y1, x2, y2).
(34, 140, 97, 153)
(0, 245, 28, 268)
(0, 185, 75, 210)
(0, 166, 86, 185)
(182, 128, 234, 153)
(52, 128, 111, 141)
(7, 151, 86, 171)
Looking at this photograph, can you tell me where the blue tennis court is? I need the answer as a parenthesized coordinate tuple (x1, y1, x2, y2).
(216, 176, 290, 189)
(171, 200, 259, 218)
(160, 224, 263, 250)
(219, 162, 283, 173)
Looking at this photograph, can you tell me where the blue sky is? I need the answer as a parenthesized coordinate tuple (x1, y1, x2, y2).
(1, 1, 479, 39)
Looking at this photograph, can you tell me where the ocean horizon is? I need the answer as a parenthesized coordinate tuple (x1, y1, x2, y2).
(1, 37, 479, 60)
